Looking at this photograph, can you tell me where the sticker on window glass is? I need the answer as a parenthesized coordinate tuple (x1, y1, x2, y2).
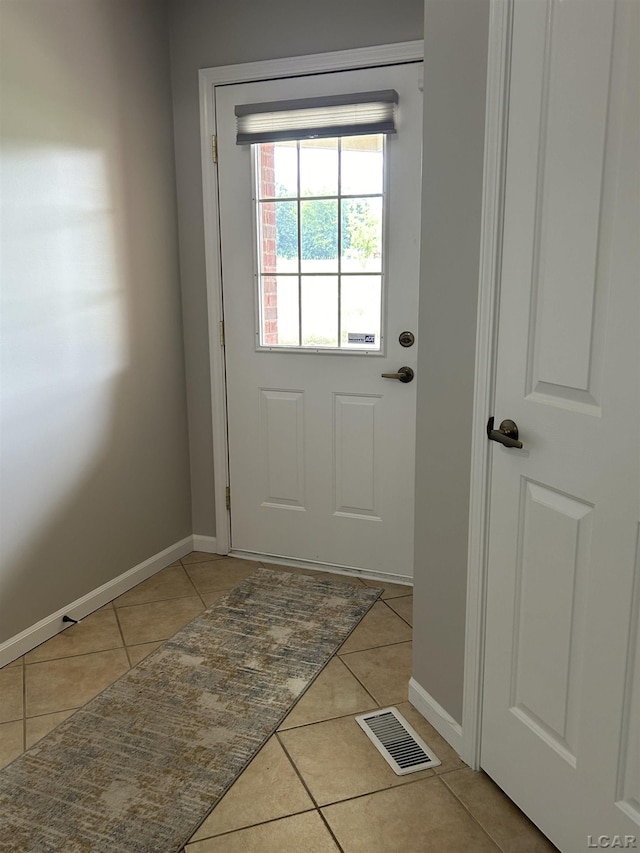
(348, 333, 376, 344)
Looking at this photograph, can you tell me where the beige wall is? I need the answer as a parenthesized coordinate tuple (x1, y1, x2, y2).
(412, 0, 490, 724)
(167, 0, 424, 536)
(0, 0, 191, 643)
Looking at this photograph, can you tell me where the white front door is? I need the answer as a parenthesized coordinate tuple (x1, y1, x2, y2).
(215, 63, 422, 579)
(482, 2, 639, 850)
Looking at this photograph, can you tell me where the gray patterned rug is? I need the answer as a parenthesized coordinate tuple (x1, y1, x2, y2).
(0, 568, 380, 852)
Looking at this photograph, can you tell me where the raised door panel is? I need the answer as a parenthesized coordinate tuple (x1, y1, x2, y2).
(526, 0, 615, 411)
(510, 481, 592, 765)
(333, 394, 381, 520)
(259, 389, 305, 510)
(514, 0, 616, 413)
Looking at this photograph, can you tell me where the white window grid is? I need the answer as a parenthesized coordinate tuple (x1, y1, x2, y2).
(251, 135, 388, 354)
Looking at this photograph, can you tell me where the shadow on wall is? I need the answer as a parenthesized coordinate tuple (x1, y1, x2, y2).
(0, 0, 191, 645)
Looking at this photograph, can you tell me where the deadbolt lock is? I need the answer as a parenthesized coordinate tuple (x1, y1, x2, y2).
(399, 331, 415, 348)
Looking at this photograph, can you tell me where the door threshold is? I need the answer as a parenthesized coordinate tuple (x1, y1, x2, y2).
(228, 549, 413, 587)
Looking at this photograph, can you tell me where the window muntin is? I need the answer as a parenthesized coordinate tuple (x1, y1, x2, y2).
(255, 135, 385, 351)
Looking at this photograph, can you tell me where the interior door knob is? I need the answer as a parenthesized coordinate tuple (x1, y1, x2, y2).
(381, 366, 414, 383)
(487, 417, 523, 449)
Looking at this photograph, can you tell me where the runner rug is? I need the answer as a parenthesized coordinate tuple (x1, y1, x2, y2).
(0, 567, 381, 852)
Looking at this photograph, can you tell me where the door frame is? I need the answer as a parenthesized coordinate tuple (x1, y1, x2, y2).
(198, 40, 425, 556)
(462, 0, 513, 770)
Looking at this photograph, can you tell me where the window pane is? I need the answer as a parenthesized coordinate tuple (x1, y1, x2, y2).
(342, 197, 383, 272)
(300, 199, 338, 272)
(259, 201, 298, 273)
(258, 141, 298, 199)
(301, 276, 338, 347)
(341, 275, 382, 349)
(254, 135, 386, 352)
(341, 135, 383, 195)
(260, 275, 300, 346)
(300, 138, 338, 196)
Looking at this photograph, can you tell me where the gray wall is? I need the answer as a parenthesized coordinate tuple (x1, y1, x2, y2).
(0, 0, 191, 643)
(167, 0, 424, 536)
(167, 0, 489, 726)
(412, 0, 490, 724)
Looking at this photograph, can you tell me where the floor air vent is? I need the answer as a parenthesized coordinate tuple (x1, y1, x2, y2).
(356, 707, 441, 775)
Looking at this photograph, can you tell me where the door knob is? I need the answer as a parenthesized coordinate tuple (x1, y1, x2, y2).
(381, 366, 414, 383)
(487, 417, 523, 449)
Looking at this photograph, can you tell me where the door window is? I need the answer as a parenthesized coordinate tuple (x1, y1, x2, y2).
(255, 135, 385, 351)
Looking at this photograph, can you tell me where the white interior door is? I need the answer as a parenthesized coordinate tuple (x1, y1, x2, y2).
(482, 2, 639, 850)
(215, 63, 422, 579)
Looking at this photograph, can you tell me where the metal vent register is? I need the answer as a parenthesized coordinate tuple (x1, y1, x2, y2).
(356, 708, 441, 775)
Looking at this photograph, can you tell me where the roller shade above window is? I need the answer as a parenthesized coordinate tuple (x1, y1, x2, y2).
(235, 90, 399, 145)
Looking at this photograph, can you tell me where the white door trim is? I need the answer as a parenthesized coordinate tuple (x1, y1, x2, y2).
(198, 41, 424, 555)
(462, 0, 512, 769)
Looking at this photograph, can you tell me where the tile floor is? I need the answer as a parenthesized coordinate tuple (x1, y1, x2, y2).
(0, 552, 556, 852)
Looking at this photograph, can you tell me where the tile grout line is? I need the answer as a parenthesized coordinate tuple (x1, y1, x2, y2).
(278, 706, 381, 732)
(316, 808, 346, 853)
(273, 732, 349, 852)
(23, 705, 81, 721)
(184, 808, 320, 848)
(112, 603, 133, 669)
(335, 655, 385, 706)
(179, 555, 227, 568)
(338, 643, 414, 708)
(277, 702, 380, 734)
(380, 595, 413, 629)
(437, 772, 506, 852)
(338, 635, 412, 656)
(369, 587, 413, 600)
(114, 592, 204, 613)
(317, 771, 443, 811)
(25, 644, 127, 668)
(275, 731, 323, 811)
(338, 637, 412, 660)
(179, 562, 213, 610)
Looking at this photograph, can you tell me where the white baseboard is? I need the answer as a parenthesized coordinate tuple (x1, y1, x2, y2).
(191, 535, 219, 554)
(409, 677, 464, 757)
(0, 536, 193, 668)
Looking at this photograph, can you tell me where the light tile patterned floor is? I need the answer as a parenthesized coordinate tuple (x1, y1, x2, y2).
(0, 553, 556, 852)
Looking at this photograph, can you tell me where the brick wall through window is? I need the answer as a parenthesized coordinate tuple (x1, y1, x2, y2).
(259, 144, 278, 345)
